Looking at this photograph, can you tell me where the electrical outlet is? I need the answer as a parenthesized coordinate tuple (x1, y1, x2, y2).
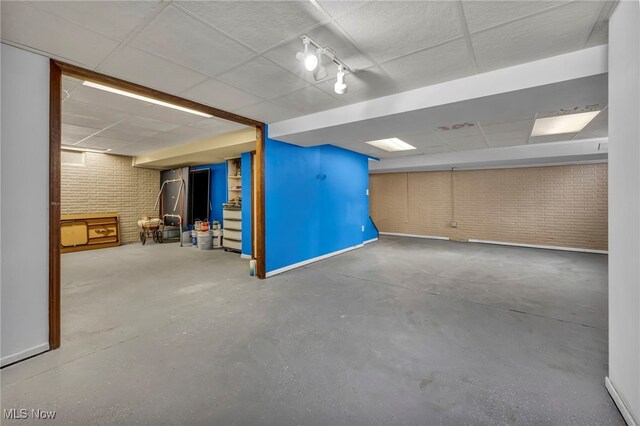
(361, 225, 365, 232)
(451, 221, 457, 228)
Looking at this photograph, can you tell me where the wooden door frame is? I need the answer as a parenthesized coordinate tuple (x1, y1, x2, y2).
(49, 60, 267, 349)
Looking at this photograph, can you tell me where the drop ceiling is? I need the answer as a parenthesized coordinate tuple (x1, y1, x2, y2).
(1, 0, 614, 124)
(61, 75, 249, 156)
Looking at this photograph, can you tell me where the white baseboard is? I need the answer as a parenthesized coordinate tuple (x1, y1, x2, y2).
(606, 376, 639, 426)
(1, 342, 49, 367)
(241, 254, 251, 259)
(364, 237, 379, 245)
(266, 244, 364, 277)
(379, 232, 449, 241)
(468, 239, 608, 254)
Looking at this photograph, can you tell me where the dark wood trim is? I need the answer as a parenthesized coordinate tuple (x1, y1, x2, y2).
(52, 60, 262, 128)
(49, 60, 62, 349)
(255, 126, 266, 279)
(250, 151, 256, 259)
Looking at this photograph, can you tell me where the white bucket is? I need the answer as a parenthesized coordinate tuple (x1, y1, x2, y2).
(197, 231, 213, 250)
(182, 231, 192, 244)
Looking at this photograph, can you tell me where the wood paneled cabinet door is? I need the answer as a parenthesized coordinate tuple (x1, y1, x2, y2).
(60, 213, 119, 253)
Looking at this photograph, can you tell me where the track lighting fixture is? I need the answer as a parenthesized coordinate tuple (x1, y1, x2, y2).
(296, 38, 319, 72)
(296, 35, 350, 94)
(334, 65, 347, 95)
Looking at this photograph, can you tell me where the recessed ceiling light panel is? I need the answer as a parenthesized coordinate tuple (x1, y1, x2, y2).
(531, 111, 600, 137)
(366, 138, 416, 152)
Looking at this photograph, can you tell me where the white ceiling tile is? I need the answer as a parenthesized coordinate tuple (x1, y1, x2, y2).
(28, 1, 163, 42)
(233, 101, 303, 124)
(0, 1, 120, 68)
(168, 126, 223, 140)
(434, 122, 483, 140)
(63, 113, 115, 131)
(129, 5, 254, 77)
(135, 104, 203, 126)
(270, 85, 345, 116)
(120, 116, 183, 133)
(471, 1, 603, 72)
(99, 46, 209, 95)
(380, 39, 476, 91)
(397, 132, 448, 149)
(63, 99, 130, 125)
(316, 1, 372, 19)
(217, 57, 309, 100)
(441, 134, 487, 148)
(145, 131, 202, 145)
(62, 124, 99, 143)
(263, 22, 375, 85)
(77, 136, 133, 150)
(181, 79, 264, 112)
(462, 1, 570, 33)
(99, 127, 158, 143)
(314, 66, 398, 103)
(336, 1, 463, 63)
(450, 141, 488, 151)
(176, 1, 326, 52)
(483, 130, 531, 148)
(190, 118, 248, 133)
(479, 119, 534, 134)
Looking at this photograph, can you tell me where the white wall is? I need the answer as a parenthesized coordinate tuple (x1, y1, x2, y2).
(607, 1, 640, 424)
(0, 44, 50, 365)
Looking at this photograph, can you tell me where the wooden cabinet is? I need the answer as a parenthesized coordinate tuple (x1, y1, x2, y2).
(61, 213, 119, 253)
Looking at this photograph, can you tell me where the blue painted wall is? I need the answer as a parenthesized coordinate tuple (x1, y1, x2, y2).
(265, 130, 376, 273)
(191, 163, 227, 224)
(241, 152, 252, 256)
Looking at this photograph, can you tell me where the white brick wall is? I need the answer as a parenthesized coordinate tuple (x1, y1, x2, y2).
(61, 153, 160, 244)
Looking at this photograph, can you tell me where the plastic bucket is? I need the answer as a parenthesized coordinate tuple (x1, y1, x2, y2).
(197, 231, 213, 250)
(182, 231, 192, 244)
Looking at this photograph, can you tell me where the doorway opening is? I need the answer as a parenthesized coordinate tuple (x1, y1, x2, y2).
(50, 61, 266, 350)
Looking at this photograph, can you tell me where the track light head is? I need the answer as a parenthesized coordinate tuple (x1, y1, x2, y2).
(296, 39, 319, 72)
(303, 41, 318, 72)
(334, 65, 347, 95)
(297, 35, 349, 89)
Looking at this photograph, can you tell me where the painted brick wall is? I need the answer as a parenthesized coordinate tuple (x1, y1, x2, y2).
(61, 153, 160, 244)
(370, 163, 608, 250)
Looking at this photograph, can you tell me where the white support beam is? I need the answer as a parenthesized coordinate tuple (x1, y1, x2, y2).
(270, 46, 608, 140)
(370, 138, 608, 173)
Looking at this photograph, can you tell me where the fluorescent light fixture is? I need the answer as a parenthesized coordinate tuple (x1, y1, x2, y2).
(366, 138, 416, 152)
(531, 111, 600, 137)
(62, 145, 111, 153)
(82, 81, 213, 118)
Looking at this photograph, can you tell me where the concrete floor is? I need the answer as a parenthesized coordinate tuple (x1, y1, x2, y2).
(1, 236, 623, 425)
